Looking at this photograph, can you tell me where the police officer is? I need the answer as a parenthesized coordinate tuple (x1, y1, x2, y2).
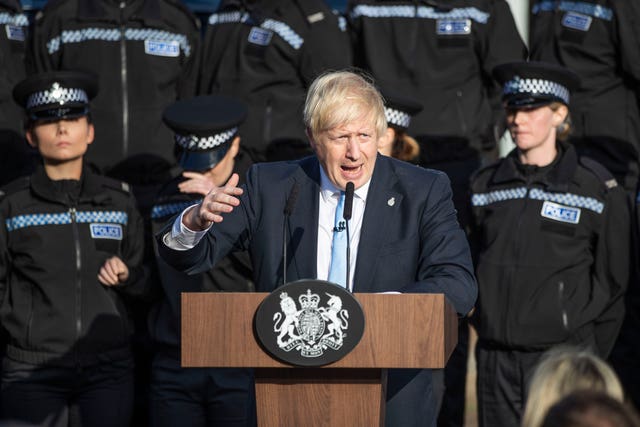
(0, 71, 145, 427)
(27, 0, 202, 171)
(529, 0, 640, 195)
(0, 0, 37, 186)
(469, 61, 631, 427)
(199, 0, 352, 164)
(148, 95, 255, 427)
(378, 89, 422, 163)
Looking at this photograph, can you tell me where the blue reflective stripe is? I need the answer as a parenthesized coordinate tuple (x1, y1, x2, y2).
(207, 12, 304, 50)
(471, 187, 528, 206)
(47, 28, 192, 56)
(532, 0, 613, 21)
(208, 11, 249, 25)
(471, 187, 604, 214)
(350, 5, 490, 24)
(151, 200, 201, 220)
(6, 210, 128, 232)
(0, 12, 28, 26)
(261, 18, 303, 50)
(529, 188, 604, 213)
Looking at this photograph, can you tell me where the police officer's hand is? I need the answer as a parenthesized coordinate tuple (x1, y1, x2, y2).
(178, 171, 216, 196)
(183, 173, 243, 231)
(98, 256, 130, 286)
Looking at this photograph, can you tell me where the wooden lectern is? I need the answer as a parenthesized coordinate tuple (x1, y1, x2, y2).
(182, 292, 458, 427)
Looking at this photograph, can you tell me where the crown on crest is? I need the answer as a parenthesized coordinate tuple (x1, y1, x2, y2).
(299, 289, 320, 309)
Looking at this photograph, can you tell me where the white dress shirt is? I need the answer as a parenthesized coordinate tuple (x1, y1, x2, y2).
(316, 168, 369, 291)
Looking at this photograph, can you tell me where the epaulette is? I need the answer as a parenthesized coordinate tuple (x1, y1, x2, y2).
(101, 176, 132, 194)
(0, 176, 31, 199)
(579, 156, 618, 190)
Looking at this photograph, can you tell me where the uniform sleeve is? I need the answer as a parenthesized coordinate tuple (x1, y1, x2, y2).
(176, 19, 202, 98)
(115, 194, 148, 297)
(404, 172, 478, 316)
(592, 185, 632, 356)
(614, 1, 640, 84)
(25, 10, 60, 73)
(477, 0, 528, 145)
(0, 200, 9, 309)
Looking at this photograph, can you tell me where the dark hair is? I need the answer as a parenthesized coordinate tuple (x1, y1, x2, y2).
(541, 390, 640, 427)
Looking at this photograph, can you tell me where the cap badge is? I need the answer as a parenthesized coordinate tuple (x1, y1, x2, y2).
(48, 83, 65, 105)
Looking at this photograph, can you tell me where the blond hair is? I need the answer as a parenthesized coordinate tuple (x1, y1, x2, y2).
(303, 70, 386, 140)
(522, 347, 624, 427)
(550, 101, 572, 141)
(392, 131, 420, 162)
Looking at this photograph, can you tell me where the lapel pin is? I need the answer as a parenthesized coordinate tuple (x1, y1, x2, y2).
(387, 197, 395, 207)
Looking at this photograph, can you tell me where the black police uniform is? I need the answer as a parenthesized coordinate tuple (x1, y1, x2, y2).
(470, 62, 631, 427)
(148, 96, 255, 427)
(27, 0, 202, 171)
(0, 0, 37, 186)
(529, 0, 640, 193)
(380, 88, 422, 163)
(1, 71, 146, 427)
(199, 0, 352, 163)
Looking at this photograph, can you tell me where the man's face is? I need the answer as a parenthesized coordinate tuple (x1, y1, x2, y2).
(26, 116, 94, 163)
(309, 115, 379, 190)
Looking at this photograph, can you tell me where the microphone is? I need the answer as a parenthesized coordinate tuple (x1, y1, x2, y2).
(282, 183, 299, 285)
(344, 182, 354, 291)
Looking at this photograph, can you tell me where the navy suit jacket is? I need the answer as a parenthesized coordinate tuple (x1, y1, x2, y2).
(158, 154, 476, 315)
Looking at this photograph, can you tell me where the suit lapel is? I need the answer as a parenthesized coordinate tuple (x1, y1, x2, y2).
(287, 158, 320, 282)
(353, 156, 402, 291)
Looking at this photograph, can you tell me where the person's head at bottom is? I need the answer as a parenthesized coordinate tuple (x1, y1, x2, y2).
(540, 390, 640, 427)
(304, 70, 387, 191)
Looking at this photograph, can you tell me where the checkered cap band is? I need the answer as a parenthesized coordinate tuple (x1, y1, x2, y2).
(472, 186, 603, 214)
(503, 76, 570, 104)
(26, 83, 89, 110)
(47, 27, 192, 56)
(385, 107, 411, 129)
(0, 12, 29, 26)
(174, 127, 238, 151)
(532, 0, 613, 21)
(151, 200, 202, 220)
(6, 210, 128, 232)
(350, 5, 490, 24)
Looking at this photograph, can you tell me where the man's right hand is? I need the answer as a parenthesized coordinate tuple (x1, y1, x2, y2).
(182, 173, 244, 231)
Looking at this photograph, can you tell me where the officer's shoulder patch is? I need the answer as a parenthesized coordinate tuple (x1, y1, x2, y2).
(307, 11, 325, 24)
(579, 156, 618, 190)
(101, 176, 131, 194)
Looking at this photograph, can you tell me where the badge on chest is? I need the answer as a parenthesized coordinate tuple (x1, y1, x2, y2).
(541, 201, 581, 224)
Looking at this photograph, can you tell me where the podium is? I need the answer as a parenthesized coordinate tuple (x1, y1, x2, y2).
(182, 292, 458, 427)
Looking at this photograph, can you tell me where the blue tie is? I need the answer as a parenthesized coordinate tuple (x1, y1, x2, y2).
(328, 191, 347, 288)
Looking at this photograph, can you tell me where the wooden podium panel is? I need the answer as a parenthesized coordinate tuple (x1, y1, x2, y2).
(181, 292, 458, 427)
(181, 292, 457, 369)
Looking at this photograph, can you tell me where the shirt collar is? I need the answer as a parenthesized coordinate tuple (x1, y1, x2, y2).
(319, 166, 370, 203)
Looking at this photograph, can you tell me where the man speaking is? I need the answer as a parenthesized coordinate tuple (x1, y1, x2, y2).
(157, 70, 477, 426)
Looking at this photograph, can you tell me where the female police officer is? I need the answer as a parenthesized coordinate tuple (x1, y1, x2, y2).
(469, 61, 631, 427)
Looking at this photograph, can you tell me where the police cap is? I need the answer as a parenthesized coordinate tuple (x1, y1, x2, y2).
(13, 70, 98, 122)
(163, 95, 247, 172)
(493, 61, 580, 109)
(381, 89, 423, 131)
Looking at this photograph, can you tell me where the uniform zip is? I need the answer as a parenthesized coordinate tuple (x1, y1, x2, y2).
(70, 207, 83, 366)
(506, 182, 531, 343)
(558, 280, 569, 331)
(120, 1, 129, 158)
